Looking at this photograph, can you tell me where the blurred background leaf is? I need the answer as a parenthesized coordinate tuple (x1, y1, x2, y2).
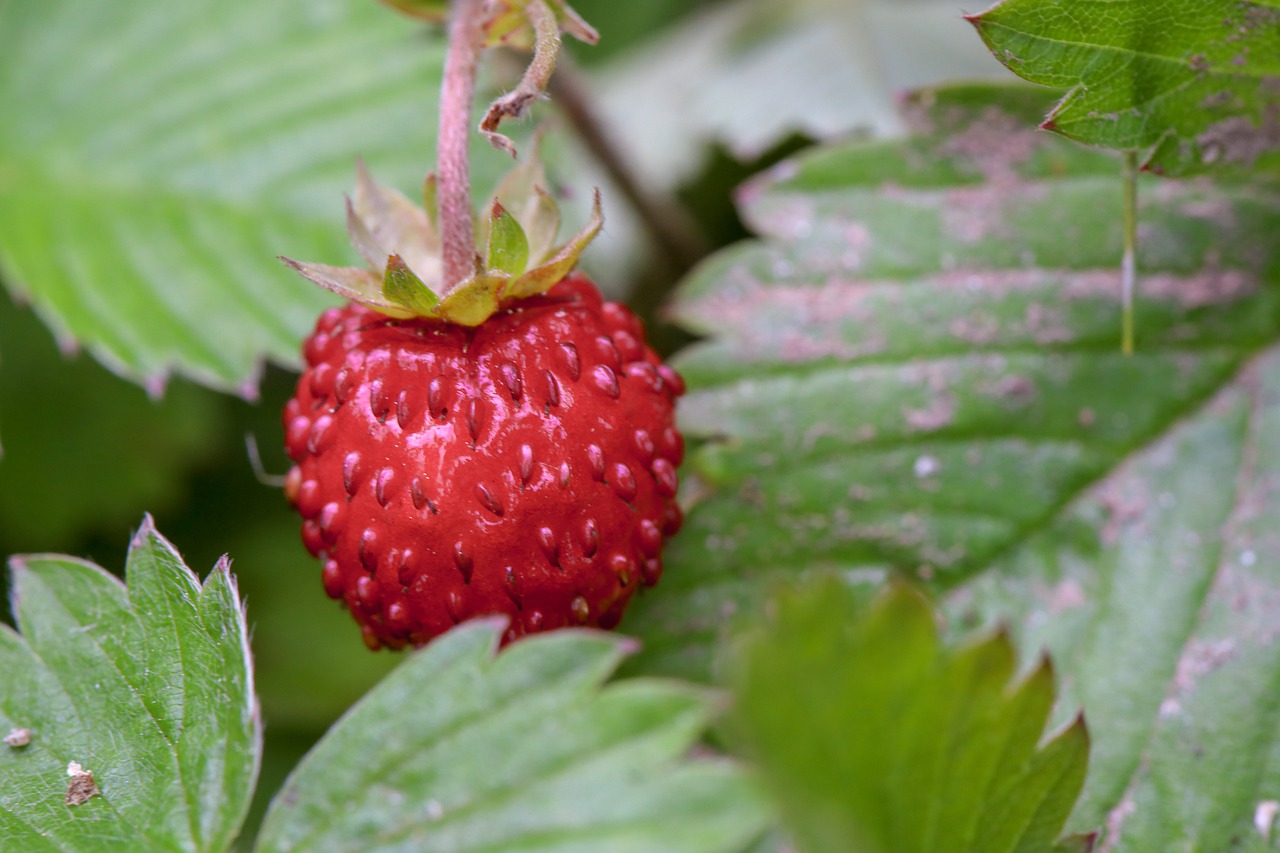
(0, 0, 519, 393)
(729, 577, 1088, 853)
(0, 0, 1004, 396)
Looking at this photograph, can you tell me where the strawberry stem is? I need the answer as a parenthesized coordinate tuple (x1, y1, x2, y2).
(438, 0, 486, 293)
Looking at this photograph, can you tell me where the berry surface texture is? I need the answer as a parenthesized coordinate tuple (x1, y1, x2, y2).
(284, 274, 684, 649)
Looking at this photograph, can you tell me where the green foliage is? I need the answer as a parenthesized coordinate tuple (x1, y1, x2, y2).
(258, 621, 769, 852)
(970, 0, 1280, 175)
(0, 517, 259, 852)
(0, 0, 510, 393)
(729, 577, 1088, 853)
(615, 81, 1280, 848)
(947, 348, 1280, 849)
(2, 525, 767, 852)
(623, 83, 1280, 682)
(6, 0, 1280, 848)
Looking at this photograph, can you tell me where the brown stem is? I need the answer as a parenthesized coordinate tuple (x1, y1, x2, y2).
(438, 0, 487, 293)
(548, 55, 710, 273)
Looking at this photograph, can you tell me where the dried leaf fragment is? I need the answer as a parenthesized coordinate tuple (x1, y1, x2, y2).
(65, 761, 100, 806)
(3, 727, 31, 748)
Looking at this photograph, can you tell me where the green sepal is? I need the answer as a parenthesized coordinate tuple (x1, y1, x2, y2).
(375, 0, 448, 22)
(483, 142, 561, 265)
(503, 187, 601, 301)
(430, 272, 508, 327)
(382, 254, 440, 314)
(483, 0, 598, 49)
(288, 150, 600, 325)
(486, 201, 531, 277)
(545, 0, 598, 44)
(280, 257, 414, 319)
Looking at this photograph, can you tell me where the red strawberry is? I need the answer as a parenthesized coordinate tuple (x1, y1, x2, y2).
(283, 270, 684, 649)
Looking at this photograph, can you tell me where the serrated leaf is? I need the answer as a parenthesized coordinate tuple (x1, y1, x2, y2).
(944, 349, 1280, 849)
(0, 516, 260, 852)
(485, 201, 531, 277)
(729, 578, 1088, 853)
(969, 0, 1280, 176)
(0, 0, 502, 393)
(256, 620, 768, 853)
(623, 82, 1280, 682)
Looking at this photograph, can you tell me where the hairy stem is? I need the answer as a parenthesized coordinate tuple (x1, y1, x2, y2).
(1121, 150, 1138, 355)
(438, 0, 487, 293)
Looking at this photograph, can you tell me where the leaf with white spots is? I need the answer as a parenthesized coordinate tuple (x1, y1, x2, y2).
(618, 82, 1280, 847)
(945, 351, 1280, 849)
(626, 83, 1280, 681)
(969, 0, 1280, 175)
(256, 620, 769, 852)
(0, 517, 260, 852)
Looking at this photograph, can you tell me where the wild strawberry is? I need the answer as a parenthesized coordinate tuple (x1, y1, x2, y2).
(282, 163, 684, 649)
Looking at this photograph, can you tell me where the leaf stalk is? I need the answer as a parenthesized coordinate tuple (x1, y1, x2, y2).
(1121, 150, 1138, 355)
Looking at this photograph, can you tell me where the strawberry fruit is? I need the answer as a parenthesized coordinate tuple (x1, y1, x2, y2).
(282, 165, 684, 649)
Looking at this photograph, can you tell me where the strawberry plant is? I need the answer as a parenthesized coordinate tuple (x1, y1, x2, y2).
(2, 0, 1279, 851)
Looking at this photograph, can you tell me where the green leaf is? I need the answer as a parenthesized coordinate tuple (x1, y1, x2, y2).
(729, 578, 1088, 853)
(969, 0, 1280, 175)
(0, 0, 505, 393)
(0, 516, 260, 851)
(623, 82, 1280, 682)
(614, 81, 1280, 849)
(944, 346, 1280, 849)
(485, 201, 531, 277)
(256, 620, 769, 853)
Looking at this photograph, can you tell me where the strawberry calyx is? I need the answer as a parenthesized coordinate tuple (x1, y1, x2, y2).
(376, 0, 597, 46)
(282, 157, 602, 327)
